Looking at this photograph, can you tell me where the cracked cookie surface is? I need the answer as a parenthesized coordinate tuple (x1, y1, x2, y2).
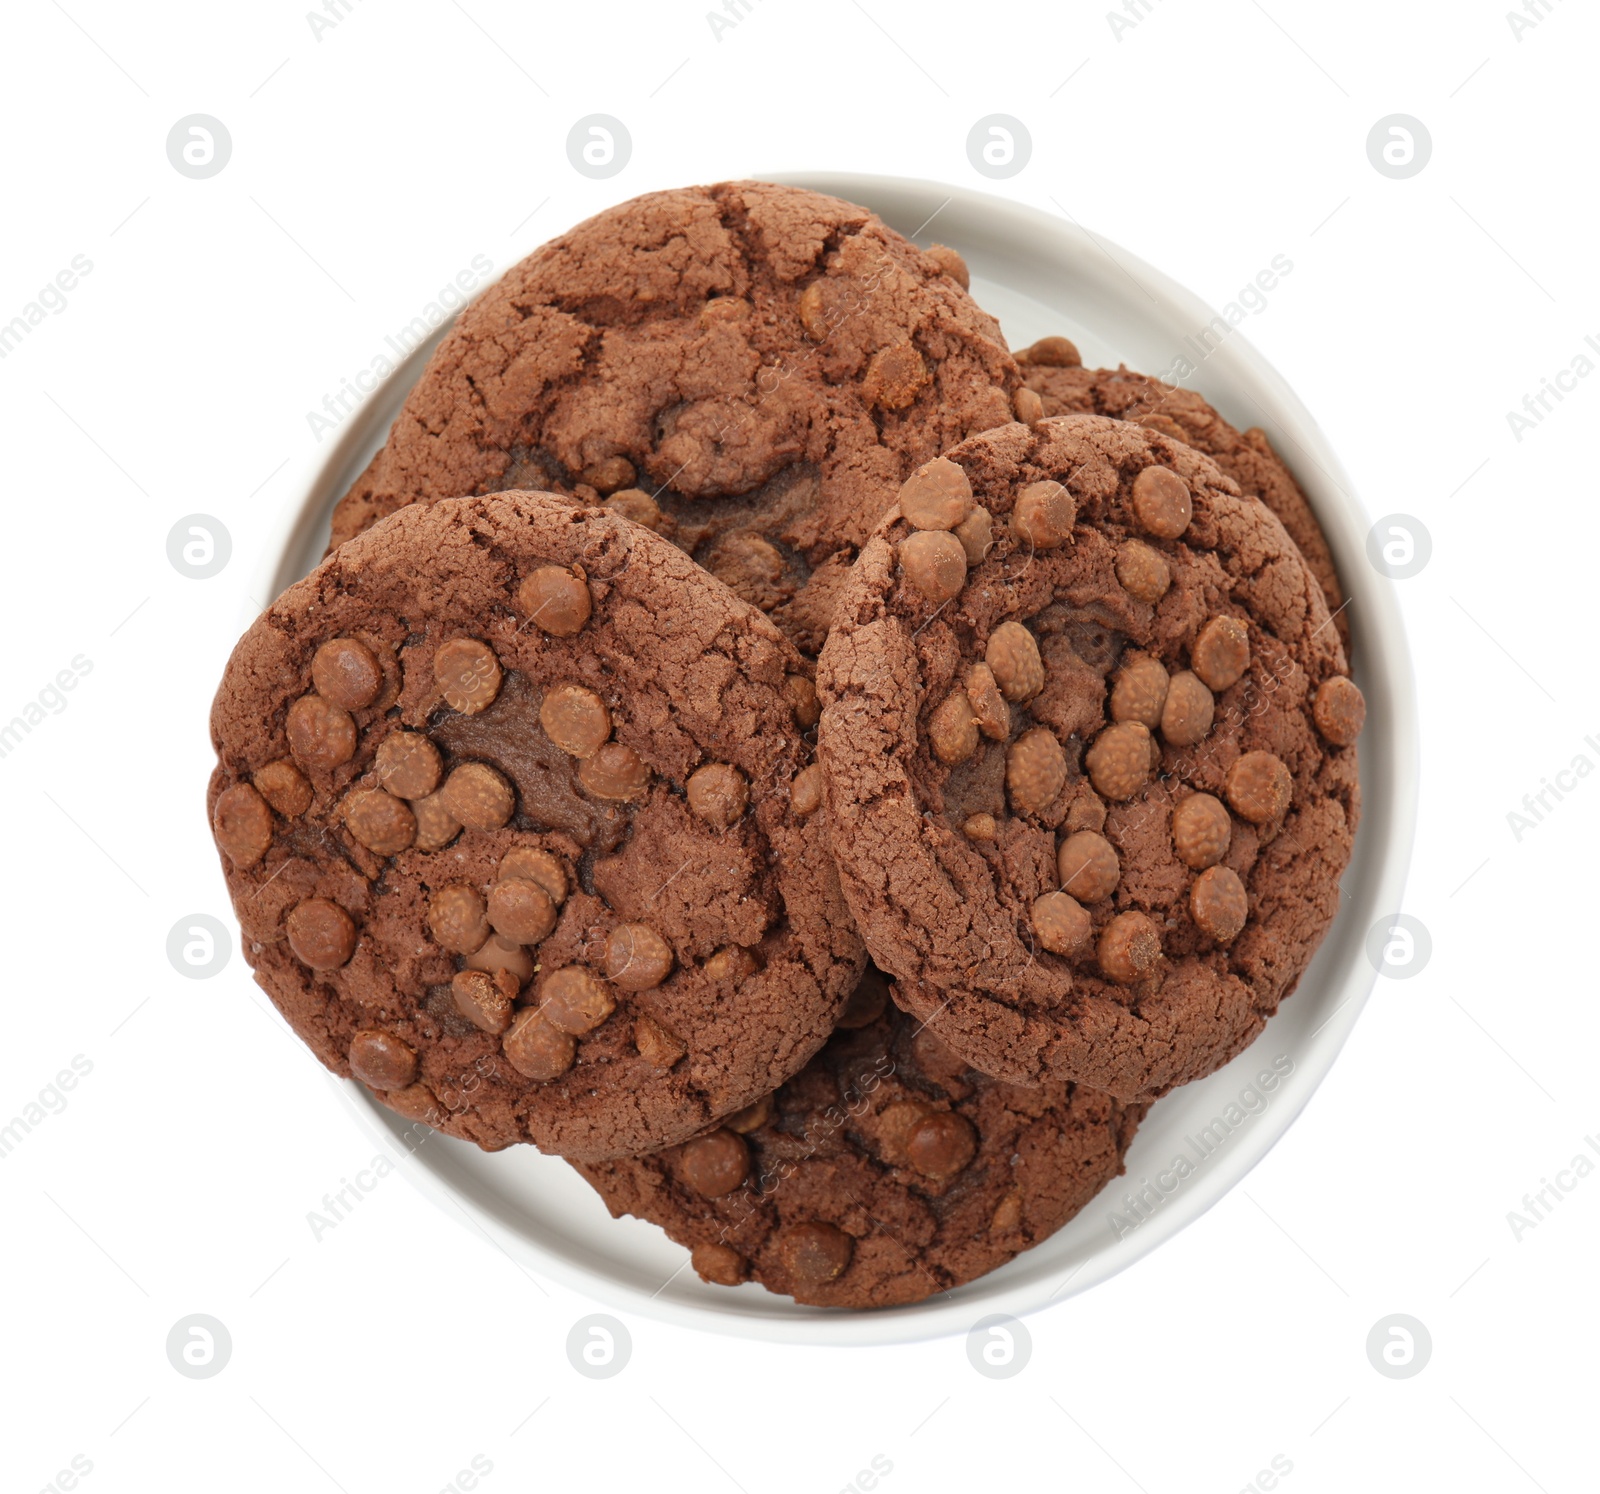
(329, 181, 1022, 655)
(816, 414, 1361, 1099)
(577, 982, 1142, 1307)
(210, 492, 864, 1160)
(1016, 338, 1348, 652)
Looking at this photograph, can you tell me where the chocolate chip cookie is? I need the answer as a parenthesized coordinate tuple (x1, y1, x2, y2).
(1016, 336, 1348, 650)
(329, 181, 1022, 655)
(577, 974, 1143, 1308)
(816, 414, 1362, 1099)
(209, 492, 865, 1160)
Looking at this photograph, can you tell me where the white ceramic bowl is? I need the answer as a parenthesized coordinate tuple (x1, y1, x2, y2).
(253, 174, 1417, 1345)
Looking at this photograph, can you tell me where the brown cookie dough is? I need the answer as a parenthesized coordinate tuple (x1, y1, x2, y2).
(1016, 339, 1348, 651)
(816, 414, 1361, 1099)
(209, 493, 865, 1160)
(330, 182, 1022, 655)
(576, 979, 1142, 1308)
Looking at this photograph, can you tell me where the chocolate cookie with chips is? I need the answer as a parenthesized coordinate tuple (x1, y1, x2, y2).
(328, 181, 1022, 654)
(817, 414, 1363, 1100)
(577, 973, 1143, 1308)
(208, 492, 864, 1160)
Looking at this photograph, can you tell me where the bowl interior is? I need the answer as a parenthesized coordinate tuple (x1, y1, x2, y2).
(261, 174, 1416, 1345)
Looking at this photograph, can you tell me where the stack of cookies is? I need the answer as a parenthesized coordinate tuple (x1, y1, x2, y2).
(208, 182, 1363, 1310)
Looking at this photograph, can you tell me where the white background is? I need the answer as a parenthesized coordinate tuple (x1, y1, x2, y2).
(1, 1, 1594, 1490)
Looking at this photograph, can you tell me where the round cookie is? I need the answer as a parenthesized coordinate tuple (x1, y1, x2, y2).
(208, 492, 865, 1160)
(1015, 337, 1348, 651)
(816, 414, 1362, 1099)
(576, 974, 1143, 1308)
(329, 181, 1022, 655)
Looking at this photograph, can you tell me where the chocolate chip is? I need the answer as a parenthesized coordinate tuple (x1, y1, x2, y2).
(603, 488, 663, 532)
(1057, 831, 1119, 902)
(775, 1220, 853, 1288)
(1097, 911, 1162, 984)
(1225, 750, 1292, 824)
(604, 923, 674, 991)
(1014, 387, 1045, 424)
(213, 783, 273, 868)
(434, 638, 502, 715)
(348, 1029, 417, 1090)
(879, 1100, 931, 1159)
(790, 764, 824, 818)
(704, 946, 759, 984)
(785, 674, 820, 729)
(1017, 334, 1080, 367)
(1012, 481, 1076, 550)
(539, 683, 611, 758)
(253, 759, 312, 817)
(990, 1192, 1024, 1234)
(1193, 616, 1250, 691)
(487, 878, 557, 944)
(503, 1010, 575, 1081)
(837, 966, 889, 1029)
(385, 1084, 438, 1122)
(578, 742, 651, 801)
(634, 1014, 687, 1069)
(929, 691, 979, 766)
(963, 812, 997, 841)
(1171, 792, 1232, 870)
(428, 883, 490, 954)
(464, 932, 534, 981)
(499, 847, 568, 904)
(678, 1129, 749, 1197)
(898, 529, 968, 603)
(580, 456, 635, 493)
(1131, 465, 1192, 539)
(924, 243, 970, 288)
(451, 969, 515, 1034)
(286, 694, 356, 771)
(538, 966, 615, 1035)
(1032, 891, 1092, 956)
(692, 1242, 747, 1286)
(687, 763, 749, 829)
(966, 662, 1011, 739)
(1086, 721, 1152, 800)
(1006, 726, 1068, 816)
(898, 457, 973, 532)
(1160, 670, 1215, 748)
(1110, 655, 1170, 729)
(287, 897, 356, 969)
(798, 279, 837, 342)
(439, 763, 515, 830)
(311, 637, 383, 711)
(1190, 865, 1248, 942)
(986, 620, 1045, 703)
(724, 1092, 773, 1133)
(953, 505, 994, 564)
(517, 566, 594, 637)
(864, 340, 929, 410)
(342, 788, 416, 855)
(375, 731, 442, 799)
(700, 297, 749, 325)
(906, 1111, 977, 1178)
(1115, 539, 1172, 603)
(1313, 676, 1366, 746)
(412, 791, 461, 851)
